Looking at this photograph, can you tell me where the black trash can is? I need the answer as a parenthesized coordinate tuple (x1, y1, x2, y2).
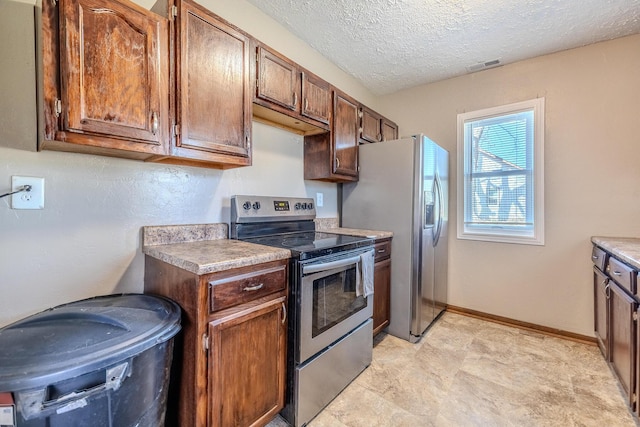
(0, 294, 181, 427)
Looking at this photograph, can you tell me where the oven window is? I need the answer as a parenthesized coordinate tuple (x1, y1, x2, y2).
(312, 266, 367, 338)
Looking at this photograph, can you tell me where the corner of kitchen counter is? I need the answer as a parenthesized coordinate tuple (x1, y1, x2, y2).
(325, 227, 393, 241)
(143, 239, 291, 275)
(591, 236, 640, 270)
(142, 223, 229, 246)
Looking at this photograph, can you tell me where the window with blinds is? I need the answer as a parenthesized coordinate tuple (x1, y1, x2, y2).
(457, 98, 545, 245)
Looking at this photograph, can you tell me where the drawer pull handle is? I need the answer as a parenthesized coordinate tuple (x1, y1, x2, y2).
(612, 271, 622, 276)
(592, 255, 599, 260)
(243, 283, 264, 292)
(377, 249, 386, 253)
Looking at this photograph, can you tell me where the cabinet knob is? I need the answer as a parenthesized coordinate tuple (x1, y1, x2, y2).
(293, 92, 298, 107)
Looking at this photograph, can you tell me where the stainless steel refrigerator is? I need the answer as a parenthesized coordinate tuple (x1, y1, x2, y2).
(342, 134, 448, 342)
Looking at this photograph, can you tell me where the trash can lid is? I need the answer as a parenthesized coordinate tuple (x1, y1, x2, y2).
(0, 294, 181, 392)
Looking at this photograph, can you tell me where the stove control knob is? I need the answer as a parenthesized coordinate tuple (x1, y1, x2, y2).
(294, 202, 302, 210)
(252, 201, 261, 210)
(242, 201, 251, 210)
(308, 202, 314, 210)
(301, 202, 308, 210)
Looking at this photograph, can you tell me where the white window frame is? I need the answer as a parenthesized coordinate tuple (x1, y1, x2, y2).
(457, 98, 545, 245)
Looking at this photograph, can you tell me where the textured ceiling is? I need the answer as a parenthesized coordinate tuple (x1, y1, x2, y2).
(245, 0, 640, 95)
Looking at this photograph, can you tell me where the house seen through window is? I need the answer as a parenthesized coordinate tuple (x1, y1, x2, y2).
(457, 98, 545, 245)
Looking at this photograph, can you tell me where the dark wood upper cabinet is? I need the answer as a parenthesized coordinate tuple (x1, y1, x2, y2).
(360, 106, 382, 143)
(304, 88, 358, 182)
(253, 43, 330, 135)
(168, 0, 252, 168)
(301, 71, 331, 125)
(41, 0, 398, 171)
(333, 90, 359, 177)
(41, 0, 169, 158)
(359, 105, 399, 144)
(381, 117, 399, 141)
(256, 46, 298, 111)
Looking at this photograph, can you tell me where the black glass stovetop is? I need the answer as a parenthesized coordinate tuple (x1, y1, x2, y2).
(240, 231, 373, 261)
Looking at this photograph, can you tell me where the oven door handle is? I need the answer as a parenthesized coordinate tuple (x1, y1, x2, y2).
(302, 254, 362, 275)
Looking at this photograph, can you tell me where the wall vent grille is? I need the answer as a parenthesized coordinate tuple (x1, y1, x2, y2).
(467, 59, 502, 72)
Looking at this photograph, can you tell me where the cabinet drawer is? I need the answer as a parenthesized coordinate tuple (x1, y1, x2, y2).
(374, 239, 391, 262)
(591, 246, 607, 271)
(607, 257, 637, 295)
(209, 265, 287, 312)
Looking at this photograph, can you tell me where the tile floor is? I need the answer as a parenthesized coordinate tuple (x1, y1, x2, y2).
(268, 312, 639, 427)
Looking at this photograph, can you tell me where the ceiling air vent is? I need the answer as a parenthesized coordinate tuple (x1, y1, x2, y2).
(467, 59, 502, 73)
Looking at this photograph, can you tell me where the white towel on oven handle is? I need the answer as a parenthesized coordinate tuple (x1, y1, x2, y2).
(356, 249, 375, 298)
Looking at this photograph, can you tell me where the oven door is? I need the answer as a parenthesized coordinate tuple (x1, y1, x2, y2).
(298, 249, 374, 363)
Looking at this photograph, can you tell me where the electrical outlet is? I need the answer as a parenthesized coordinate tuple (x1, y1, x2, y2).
(11, 176, 44, 209)
(316, 192, 323, 207)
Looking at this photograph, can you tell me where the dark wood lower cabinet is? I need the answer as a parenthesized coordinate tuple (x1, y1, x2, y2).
(373, 238, 392, 336)
(209, 296, 286, 427)
(594, 266, 609, 359)
(592, 244, 639, 414)
(144, 257, 288, 427)
(609, 281, 637, 409)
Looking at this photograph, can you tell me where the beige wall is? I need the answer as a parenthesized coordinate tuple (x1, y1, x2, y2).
(381, 34, 640, 336)
(0, 0, 371, 326)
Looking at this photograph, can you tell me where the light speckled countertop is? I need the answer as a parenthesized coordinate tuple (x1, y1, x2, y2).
(143, 239, 290, 275)
(142, 223, 290, 275)
(142, 221, 391, 275)
(324, 227, 393, 241)
(314, 217, 393, 241)
(592, 237, 640, 270)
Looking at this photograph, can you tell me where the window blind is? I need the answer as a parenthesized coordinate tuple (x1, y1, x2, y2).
(464, 110, 534, 230)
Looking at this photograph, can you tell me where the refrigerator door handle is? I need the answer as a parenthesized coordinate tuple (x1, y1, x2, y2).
(433, 175, 444, 246)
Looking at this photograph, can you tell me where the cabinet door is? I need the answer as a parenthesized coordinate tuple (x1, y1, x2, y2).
(360, 106, 382, 143)
(208, 296, 287, 427)
(301, 72, 331, 125)
(256, 46, 298, 111)
(609, 281, 637, 408)
(381, 117, 398, 141)
(373, 257, 391, 336)
(332, 91, 359, 177)
(176, 0, 251, 164)
(594, 267, 609, 359)
(58, 0, 168, 151)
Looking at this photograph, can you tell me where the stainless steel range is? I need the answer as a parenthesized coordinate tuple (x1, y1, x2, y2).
(230, 195, 374, 427)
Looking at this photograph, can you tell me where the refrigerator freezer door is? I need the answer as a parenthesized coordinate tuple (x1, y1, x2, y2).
(433, 146, 449, 318)
(342, 137, 416, 341)
(414, 136, 436, 337)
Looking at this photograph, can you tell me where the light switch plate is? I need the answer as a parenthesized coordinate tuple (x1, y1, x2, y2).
(11, 176, 44, 209)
